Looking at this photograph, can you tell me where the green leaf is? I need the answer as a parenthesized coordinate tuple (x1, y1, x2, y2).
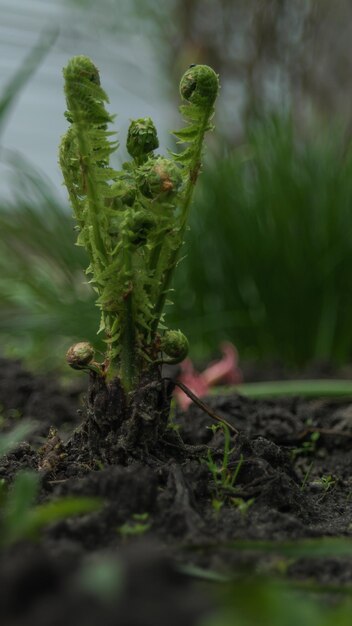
(0, 422, 34, 458)
(190, 537, 352, 559)
(212, 379, 352, 399)
(173, 126, 200, 142)
(0, 29, 57, 136)
(179, 104, 202, 121)
(22, 496, 102, 539)
(170, 147, 195, 163)
(2, 476, 102, 546)
(2, 471, 40, 544)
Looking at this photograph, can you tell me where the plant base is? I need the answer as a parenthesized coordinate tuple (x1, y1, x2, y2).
(68, 369, 175, 464)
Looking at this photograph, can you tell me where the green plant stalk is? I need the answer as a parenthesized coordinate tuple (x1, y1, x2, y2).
(72, 116, 107, 269)
(180, 110, 212, 228)
(301, 461, 314, 491)
(211, 379, 352, 398)
(222, 423, 231, 472)
(229, 454, 244, 489)
(151, 104, 214, 335)
(118, 247, 136, 390)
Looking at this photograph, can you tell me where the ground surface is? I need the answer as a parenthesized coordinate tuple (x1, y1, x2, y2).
(0, 356, 351, 625)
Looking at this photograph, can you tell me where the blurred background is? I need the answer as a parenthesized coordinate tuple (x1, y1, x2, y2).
(2, 0, 352, 372)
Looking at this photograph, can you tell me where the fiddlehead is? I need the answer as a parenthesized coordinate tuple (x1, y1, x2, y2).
(127, 117, 159, 163)
(160, 330, 189, 364)
(59, 56, 117, 268)
(137, 157, 183, 200)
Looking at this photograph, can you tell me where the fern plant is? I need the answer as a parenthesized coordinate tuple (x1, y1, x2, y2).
(59, 56, 219, 456)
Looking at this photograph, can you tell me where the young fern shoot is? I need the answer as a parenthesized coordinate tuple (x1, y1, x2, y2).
(59, 56, 219, 455)
(152, 65, 219, 335)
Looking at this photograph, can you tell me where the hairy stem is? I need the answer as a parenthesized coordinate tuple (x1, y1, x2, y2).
(118, 247, 137, 392)
(74, 123, 107, 268)
(120, 291, 136, 392)
(151, 107, 211, 336)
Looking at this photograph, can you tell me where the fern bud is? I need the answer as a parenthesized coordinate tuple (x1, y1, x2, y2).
(161, 330, 189, 363)
(63, 55, 111, 125)
(138, 157, 182, 200)
(66, 342, 95, 370)
(64, 55, 100, 86)
(128, 210, 156, 246)
(127, 117, 159, 159)
(110, 179, 136, 208)
(180, 64, 219, 108)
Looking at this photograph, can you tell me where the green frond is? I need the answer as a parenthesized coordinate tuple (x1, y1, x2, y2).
(178, 103, 202, 121)
(173, 127, 200, 143)
(169, 147, 195, 163)
(172, 66, 219, 185)
(149, 65, 220, 334)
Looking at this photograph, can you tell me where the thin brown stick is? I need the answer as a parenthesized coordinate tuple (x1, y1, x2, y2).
(297, 426, 352, 439)
(169, 379, 238, 435)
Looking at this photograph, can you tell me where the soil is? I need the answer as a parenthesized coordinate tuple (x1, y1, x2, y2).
(0, 356, 351, 625)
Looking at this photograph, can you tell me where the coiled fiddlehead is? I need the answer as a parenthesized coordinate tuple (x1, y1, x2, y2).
(127, 117, 159, 163)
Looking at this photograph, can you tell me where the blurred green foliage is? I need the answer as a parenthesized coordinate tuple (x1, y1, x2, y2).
(0, 29, 57, 138)
(170, 116, 352, 365)
(187, 538, 352, 626)
(0, 467, 101, 546)
(0, 157, 101, 370)
(203, 576, 352, 626)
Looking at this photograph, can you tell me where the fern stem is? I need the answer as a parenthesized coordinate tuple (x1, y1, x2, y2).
(74, 121, 107, 268)
(118, 248, 137, 392)
(179, 109, 210, 228)
(151, 107, 211, 336)
(120, 292, 136, 392)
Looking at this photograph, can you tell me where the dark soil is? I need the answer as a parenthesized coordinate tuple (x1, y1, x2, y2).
(0, 356, 352, 625)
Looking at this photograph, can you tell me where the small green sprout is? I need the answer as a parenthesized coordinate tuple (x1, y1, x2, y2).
(231, 497, 255, 517)
(311, 474, 336, 493)
(291, 431, 320, 460)
(160, 329, 189, 364)
(211, 498, 224, 514)
(206, 423, 244, 504)
(300, 461, 314, 492)
(118, 513, 151, 537)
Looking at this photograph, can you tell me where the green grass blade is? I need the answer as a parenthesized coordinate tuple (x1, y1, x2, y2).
(22, 497, 102, 539)
(3, 481, 102, 546)
(0, 29, 57, 136)
(187, 537, 352, 559)
(2, 471, 40, 544)
(212, 379, 352, 398)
